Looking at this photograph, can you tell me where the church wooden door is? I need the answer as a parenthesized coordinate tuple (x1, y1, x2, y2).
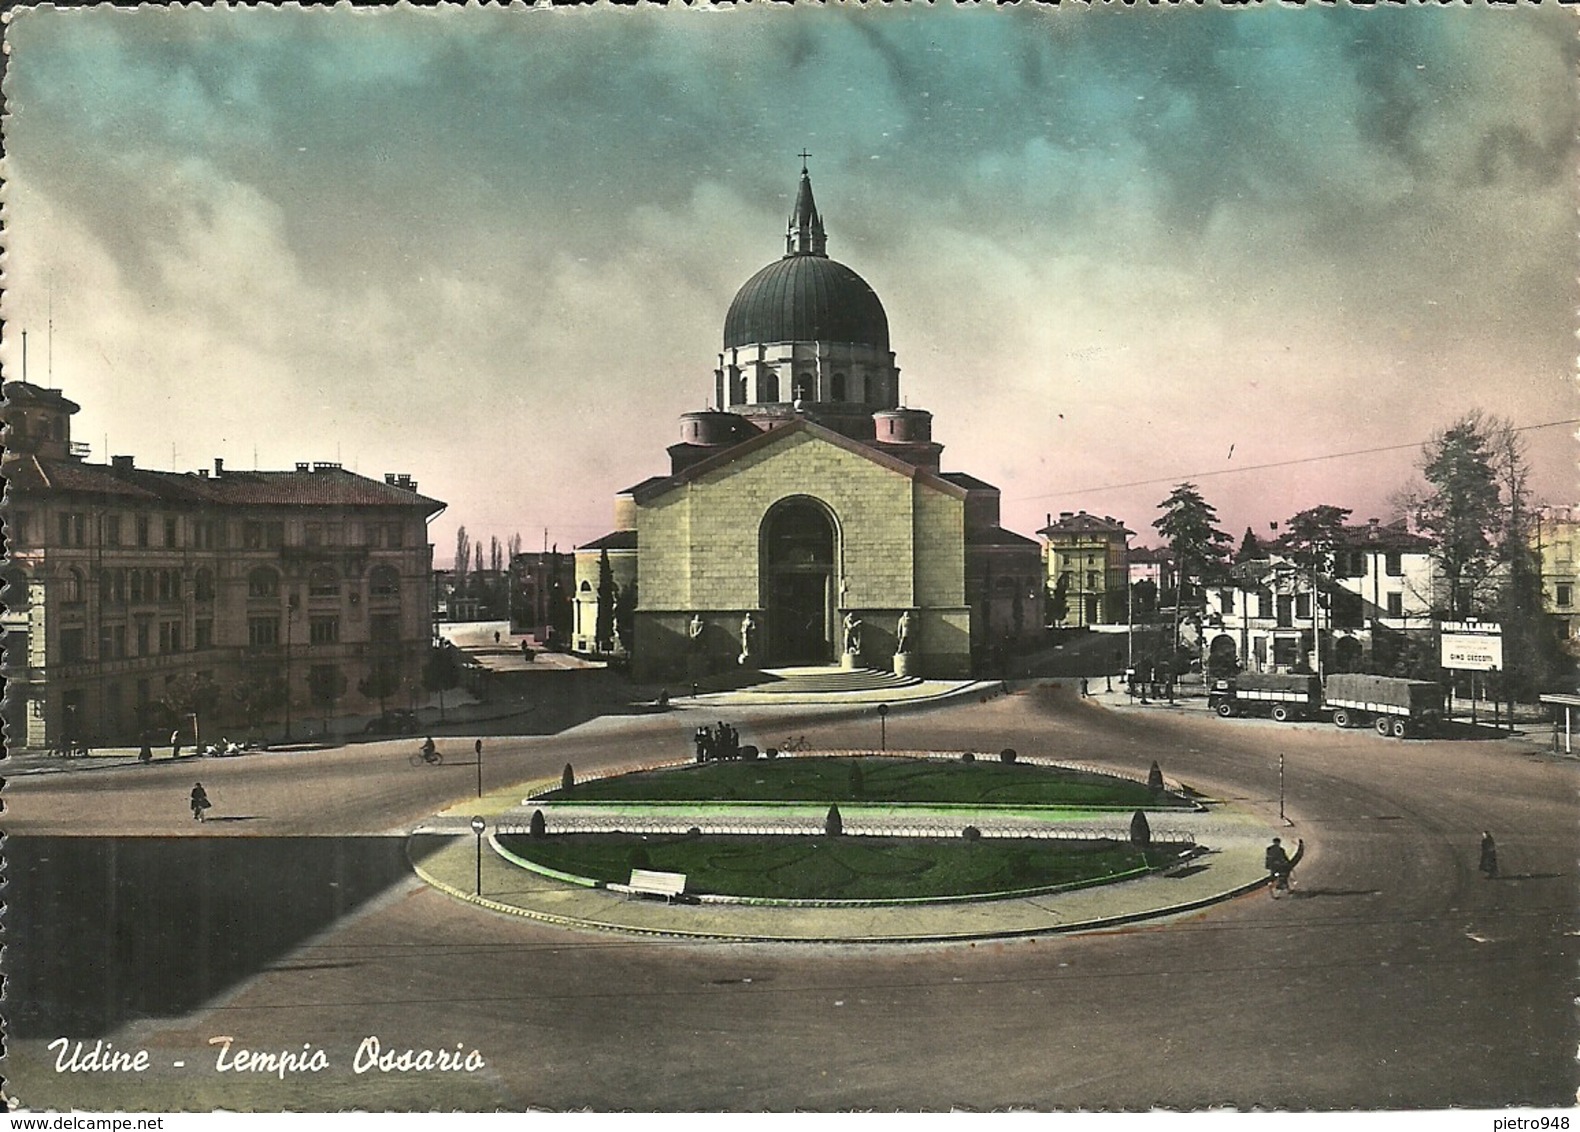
(762, 500, 837, 665)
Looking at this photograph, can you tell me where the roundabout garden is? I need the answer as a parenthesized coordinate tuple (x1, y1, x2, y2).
(494, 753, 1204, 905)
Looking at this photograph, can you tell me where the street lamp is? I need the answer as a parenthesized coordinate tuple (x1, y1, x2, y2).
(475, 737, 484, 799)
(877, 702, 889, 753)
(470, 815, 486, 896)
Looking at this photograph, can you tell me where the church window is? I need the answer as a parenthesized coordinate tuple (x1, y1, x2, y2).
(761, 370, 780, 403)
(730, 369, 746, 406)
(794, 374, 813, 401)
(831, 373, 847, 400)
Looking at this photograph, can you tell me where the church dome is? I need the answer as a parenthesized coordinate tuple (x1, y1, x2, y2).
(724, 256, 889, 352)
(722, 164, 890, 352)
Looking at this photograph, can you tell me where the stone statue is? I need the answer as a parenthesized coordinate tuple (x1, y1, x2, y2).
(739, 612, 759, 666)
(688, 613, 704, 648)
(896, 609, 913, 655)
(843, 612, 863, 656)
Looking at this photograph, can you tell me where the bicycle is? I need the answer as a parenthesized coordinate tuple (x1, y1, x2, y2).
(779, 735, 809, 753)
(48, 740, 91, 759)
(409, 744, 444, 767)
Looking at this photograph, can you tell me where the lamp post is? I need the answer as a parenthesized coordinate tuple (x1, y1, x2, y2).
(475, 738, 484, 799)
(877, 702, 889, 753)
(1279, 753, 1286, 826)
(470, 815, 486, 896)
(283, 595, 297, 741)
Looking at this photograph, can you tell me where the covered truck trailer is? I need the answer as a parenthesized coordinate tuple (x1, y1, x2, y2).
(1321, 673, 1443, 738)
(1209, 673, 1323, 722)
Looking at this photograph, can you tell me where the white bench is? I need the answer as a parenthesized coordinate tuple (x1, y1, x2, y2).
(609, 869, 688, 902)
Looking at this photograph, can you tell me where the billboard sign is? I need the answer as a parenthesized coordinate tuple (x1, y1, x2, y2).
(1439, 621, 1503, 671)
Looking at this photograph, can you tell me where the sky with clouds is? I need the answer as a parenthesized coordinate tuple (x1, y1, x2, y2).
(3, 4, 1574, 565)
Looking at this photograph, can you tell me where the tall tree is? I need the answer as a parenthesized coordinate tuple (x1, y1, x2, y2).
(1047, 572, 1070, 626)
(357, 661, 403, 717)
(489, 535, 503, 575)
(1153, 483, 1232, 655)
(596, 549, 616, 653)
(454, 526, 471, 580)
(1235, 526, 1264, 564)
(1283, 506, 1353, 676)
(507, 532, 523, 561)
(1408, 415, 1501, 618)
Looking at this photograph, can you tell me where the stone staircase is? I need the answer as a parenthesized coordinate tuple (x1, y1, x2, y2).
(744, 665, 923, 695)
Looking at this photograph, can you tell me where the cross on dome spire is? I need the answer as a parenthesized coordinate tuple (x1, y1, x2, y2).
(786, 157, 827, 257)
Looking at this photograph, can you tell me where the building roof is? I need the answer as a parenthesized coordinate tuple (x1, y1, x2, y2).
(1128, 545, 1176, 563)
(577, 530, 639, 552)
(630, 417, 969, 506)
(967, 527, 1041, 549)
(938, 472, 998, 493)
(722, 169, 889, 352)
(1038, 511, 1133, 537)
(4, 454, 445, 514)
(2, 381, 80, 413)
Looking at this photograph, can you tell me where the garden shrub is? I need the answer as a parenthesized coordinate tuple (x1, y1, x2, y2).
(962, 825, 982, 841)
(1147, 761, 1165, 793)
(562, 763, 575, 791)
(1129, 809, 1152, 848)
(961, 750, 976, 763)
(849, 762, 865, 798)
(765, 747, 778, 759)
(741, 745, 759, 761)
(529, 809, 546, 839)
(825, 804, 843, 837)
(1000, 748, 1017, 764)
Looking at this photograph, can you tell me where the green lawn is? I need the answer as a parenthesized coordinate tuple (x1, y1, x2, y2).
(543, 756, 1190, 810)
(497, 832, 1190, 901)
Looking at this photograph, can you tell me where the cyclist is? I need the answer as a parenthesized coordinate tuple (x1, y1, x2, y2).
(420, 737, 438, 762)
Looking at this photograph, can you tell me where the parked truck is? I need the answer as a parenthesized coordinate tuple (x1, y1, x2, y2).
(1321, 672, 1443, 738)
(1209, 673, 1323, 722)
(1209, 672, 1444, 738)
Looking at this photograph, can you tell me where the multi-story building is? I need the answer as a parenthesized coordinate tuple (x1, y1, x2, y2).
(1, 381, 445, 750)
(1038, 511, 1132, 628)
(1125, 544, 1176, 619)
(1536, 506, 1579, 644)
(1200, 517, 1434, 674)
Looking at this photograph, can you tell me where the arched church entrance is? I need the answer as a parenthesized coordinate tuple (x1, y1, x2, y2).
(762, 498, 838, 665)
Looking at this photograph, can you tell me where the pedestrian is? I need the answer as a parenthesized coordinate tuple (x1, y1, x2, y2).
(190, 782, 212, 822)
(494, 630, 501, 646)
(1265, 836, 1304, 897)
(138, 742, 153, 765)
(170, 729, 183, 760)
(1479, 831, 1499, 879)
(1080, 676, 1090, 699)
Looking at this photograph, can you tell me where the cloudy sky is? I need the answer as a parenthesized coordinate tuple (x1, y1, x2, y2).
(4, 4, 1574, 564)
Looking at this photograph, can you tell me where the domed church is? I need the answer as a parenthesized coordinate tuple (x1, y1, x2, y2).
(573, 163, 1043, 681)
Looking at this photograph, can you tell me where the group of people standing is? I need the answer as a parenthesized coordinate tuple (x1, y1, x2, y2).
(693, 721, 743, 763)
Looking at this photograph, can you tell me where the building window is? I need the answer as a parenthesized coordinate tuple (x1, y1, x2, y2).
(63, 567, 86, 604)
(1386, 592, 1404, 617)
(1295, 593, 1312, 621)
(158, 569, 182, 602)
(163, 517, 178, 548)
(370, 565, 400, 599)
(1558, 583, 1573, 609)
(248, 567, 281, 599)
(248, 617, 280, 647)
(385, 523, 405, 549)
(761, 370, 779, 403)
(193, 520, 223, 549)
(831, 373, 847, 400)
(136, 620, 151, 657)
(194, 620, 214, 650)
(370, 612, 402, 643)
(1221, 590, 1235, 614)
(1272, 638, 1300, 667)
(136, 515, 150, 547)
(104, 514, 122, 546)
(59, 628, 85, 663)
(109, 623, 126, 659)
(309, 616, 340, 645)
(308, 566, 340, 599)
(243, 521, 284, 549)
(730, 369, 746, 406)
(58, 512, 86, 547)
(194, 569, 216, 602)
(159, 620, 182, 653)
(1385, 552, 1402, 577)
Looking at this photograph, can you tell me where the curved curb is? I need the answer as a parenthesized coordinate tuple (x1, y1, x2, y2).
(407, 834, 1272, 944)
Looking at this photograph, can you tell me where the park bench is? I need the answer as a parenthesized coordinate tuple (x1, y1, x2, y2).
(609, 869, 688, 902)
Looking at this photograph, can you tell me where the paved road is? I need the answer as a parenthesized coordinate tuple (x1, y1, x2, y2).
(6, 684, 1576, 1111)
